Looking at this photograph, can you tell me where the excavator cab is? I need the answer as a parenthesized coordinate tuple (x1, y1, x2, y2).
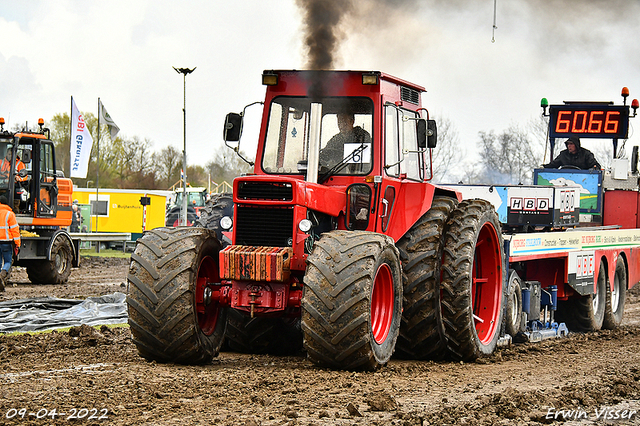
(0, 135, 59, 217)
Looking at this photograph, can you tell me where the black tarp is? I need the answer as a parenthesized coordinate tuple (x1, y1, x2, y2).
(0, 292, 128, 333)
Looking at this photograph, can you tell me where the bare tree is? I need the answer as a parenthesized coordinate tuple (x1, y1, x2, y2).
(153, 146, 182, 188)
(206, 148, 252, 188)
(478, 125, 543, 185)
(431, 117, 463, 183)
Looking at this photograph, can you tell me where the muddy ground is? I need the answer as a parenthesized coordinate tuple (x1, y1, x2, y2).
(0, 256, 639, 425)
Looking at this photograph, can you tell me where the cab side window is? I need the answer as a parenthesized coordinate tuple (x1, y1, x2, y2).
(384, 106, 399, 177)
(401, 110, 421, 181)
(40, 143, 55, 181)
(384, 106, 423, 181)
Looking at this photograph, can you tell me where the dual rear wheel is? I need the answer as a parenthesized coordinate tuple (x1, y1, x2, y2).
(440, 199, 506, 360)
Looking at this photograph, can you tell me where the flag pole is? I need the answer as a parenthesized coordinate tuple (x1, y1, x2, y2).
(69, 96, 73, 178)
(95, 98, 100, 251)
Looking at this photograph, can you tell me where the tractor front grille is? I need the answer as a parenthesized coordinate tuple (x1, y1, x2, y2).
(237, 181, 293, 201)
(236, 205, 294, 247)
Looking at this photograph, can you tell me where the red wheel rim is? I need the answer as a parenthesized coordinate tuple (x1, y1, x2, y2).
(195, 255, 220, 335)
(472, 222, 502, 345)
(371, 263, 394, 344)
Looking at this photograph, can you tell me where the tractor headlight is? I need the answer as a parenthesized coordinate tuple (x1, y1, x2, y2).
(220, 216, 233, 230)
(298, 219, 312, 233)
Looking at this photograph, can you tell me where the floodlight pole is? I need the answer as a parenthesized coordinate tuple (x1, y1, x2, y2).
(174, 66, 196, 226)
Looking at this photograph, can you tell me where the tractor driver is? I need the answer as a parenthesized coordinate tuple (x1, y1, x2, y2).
(320, 112, 371, 167)
(0, 151, 26, 182)
(543, 137, 601, 170)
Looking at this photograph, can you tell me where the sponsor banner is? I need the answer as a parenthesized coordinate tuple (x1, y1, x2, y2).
(509, 229, 640, 257)
(70, 97, 94, 178)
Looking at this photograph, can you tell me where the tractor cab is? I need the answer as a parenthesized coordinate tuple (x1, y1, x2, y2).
(222, 70, 441, 242)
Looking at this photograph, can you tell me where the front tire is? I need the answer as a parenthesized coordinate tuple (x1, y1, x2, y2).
(26, 235, 73, 284)
(127, 227, 227, 364)
(302, 231, 402, 370)
(441, 199, 506, 361)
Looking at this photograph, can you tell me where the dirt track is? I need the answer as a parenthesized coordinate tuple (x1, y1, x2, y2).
(0, 257, 639, 425)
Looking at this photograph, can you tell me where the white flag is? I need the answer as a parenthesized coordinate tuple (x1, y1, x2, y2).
(99, 99, 120, 140)
(70, 97, 94, 179)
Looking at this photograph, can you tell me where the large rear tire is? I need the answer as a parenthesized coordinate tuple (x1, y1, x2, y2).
(26, 235, 73, 284)
(394, 196, 457, 360)
(225, 309, 302, 355)
(194, 193, 234, 242)
(558, 260, 606, 332)
(302, 230, 402, 370)
(127, 227, 227, 364)
(441, 199, 506, 361)
(603, 256, 627, 329)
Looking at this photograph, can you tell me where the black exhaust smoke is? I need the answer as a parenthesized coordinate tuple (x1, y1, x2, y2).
(296, 0, 352, 71)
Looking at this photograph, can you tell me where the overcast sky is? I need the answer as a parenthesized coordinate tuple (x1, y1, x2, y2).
(1, 0, 639, 177)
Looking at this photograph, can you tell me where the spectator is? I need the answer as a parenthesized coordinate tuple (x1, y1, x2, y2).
(70, 200, 82, 233)
(0, 195, 20, 291)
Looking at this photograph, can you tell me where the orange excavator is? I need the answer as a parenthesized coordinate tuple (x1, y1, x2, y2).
(0, 117, 79, 283)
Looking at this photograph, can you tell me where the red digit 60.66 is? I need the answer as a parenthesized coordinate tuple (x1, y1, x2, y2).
(555, 110, 620, 134)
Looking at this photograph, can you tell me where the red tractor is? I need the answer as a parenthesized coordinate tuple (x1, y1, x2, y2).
(127, 71, 504, 369)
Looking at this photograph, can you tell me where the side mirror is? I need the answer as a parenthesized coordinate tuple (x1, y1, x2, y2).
(223, 113, 243, 142)
(427, 120, 437, 148)
(417, 119, 437, 149)
(417, 119, 427, 149)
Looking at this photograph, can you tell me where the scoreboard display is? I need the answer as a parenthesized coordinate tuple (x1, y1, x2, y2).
(548, 104, 630, 139)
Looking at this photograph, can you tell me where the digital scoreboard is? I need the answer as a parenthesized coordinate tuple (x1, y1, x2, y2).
(548, 104, 630, 139)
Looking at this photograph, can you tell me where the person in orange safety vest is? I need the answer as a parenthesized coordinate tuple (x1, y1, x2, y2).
(15, 155, 26, 182)
(0, 152, 26, 182)
(0, 195, 20, 291)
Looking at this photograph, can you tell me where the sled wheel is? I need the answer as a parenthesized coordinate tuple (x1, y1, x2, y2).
(441, 199, 505, 361)
(504, 270, 524, 337)
(26, 235, 74, 284)
(195, 193, 234, 243)
(603, 256, 627, 329)
(559, 260, 607, 332)
(127, 227, 227, 364)
(302, 230, 402, 370)
(224, 309, 303, 355)
(394, 196, 457, 360)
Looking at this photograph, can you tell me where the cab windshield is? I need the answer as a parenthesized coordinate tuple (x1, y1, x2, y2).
(262, 96, 374, 175)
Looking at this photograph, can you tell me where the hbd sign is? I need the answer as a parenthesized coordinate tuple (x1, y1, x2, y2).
(510, 197, 550, 211)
